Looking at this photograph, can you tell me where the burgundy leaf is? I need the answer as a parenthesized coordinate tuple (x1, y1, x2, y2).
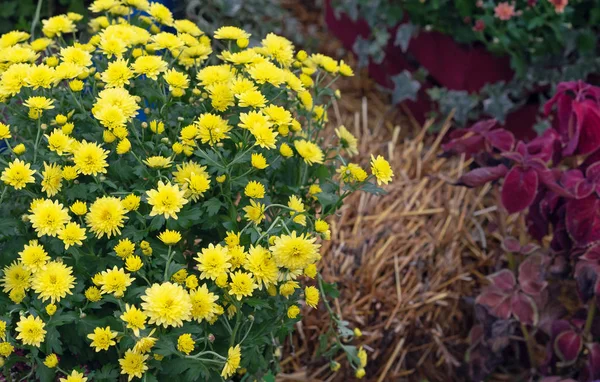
(501, 237, 521, 253)
(575, 180, 596, 199)
(511, 292, 538, 325)
(554, 330, 583, 364)
(475, 289, 509, 310)
(566, 196, 600, 246)
(561, 169, 584, 191)
(471, 119, 497, 133)
(586, 161, 600, 181)
(581, 245, 600, 262)
(490, 295, 513, 320)
(501, 167, 539, 214)
(527, 128, 558, 163)
(442, 132, 484, 156)
(487, 269, 516, 291)
(518, 254, 548, 295)
(538, 169, 573, 198)
(526, 189, 552, 241)
(485, 129, 515, 152)
(457, 165, 508, 187)
(551, 319, 573, 338)
(520, 243, 540, 255)
(575, 261, 598, 303)
(574, 99, 600, 155)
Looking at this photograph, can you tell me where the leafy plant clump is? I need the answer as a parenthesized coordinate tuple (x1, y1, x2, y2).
(0, 1, 393, 381)
(331, 0, 600, 126)
(443, 81, 600, 381)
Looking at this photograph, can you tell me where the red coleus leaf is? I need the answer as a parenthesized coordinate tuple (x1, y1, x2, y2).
(581, 245, 600, 262)
(518, 254, 547, 295)
(501, 166, 539, 214)
(442, 132, 485, 156)
(511, 292, 538, 325)
(574, 260, 599, 303)
(458, 164, 508, 187)
(485, 129, 515, 152)
(573, 99, 600, 156)
(527, 128, 559, 163)
(554, 330, 583, 364)
(487, 269, 516, 291)
(566, 195, 600, 246)
(544, 81, 600, 156)
(501, 236, 521, 253)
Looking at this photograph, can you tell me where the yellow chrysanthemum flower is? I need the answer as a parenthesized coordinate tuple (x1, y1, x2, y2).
(120, 304, 147, 337)
(87, 326, 117, 352)
(195, 244, 231, 280)
(41, 162, 63, 197)
(146, 181, 188, 219)
(140, 282, 192, 328)
(270, 231, 321, 271)
(1, 261, 31, 294)
(73, 141, 109, 175)
(294, 139, 324, 165)
(32, 261, 76, 303)
(119, 349, 149, 381)
(243, 199, 266, 225)
(304, 286, 320, 308)
(1, 159, 36, 190)
(229, 271, 257, 300)
(158, 230, 181, 245)
(86, 196, 127, 238)
(98, 266, 135, 298)
(15, 315, 46, 347)
(18, 240, 49, 273)
(177, 333, 195, 355)
(29, 199, 70, 237)
(221, 344, 242, 378)
(189, 284, 219, 322)
(370, 155, 394, 185)
(59, 370, 88, 382)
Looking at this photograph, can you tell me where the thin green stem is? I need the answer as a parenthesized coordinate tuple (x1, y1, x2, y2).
(30, 0, 44, 38)
(584, 301, 597, 340)
(33, 118, 42, 163)
(0, 187, 8, 206)
(229, 310, 242, 347)
(163, 246, 173, 281)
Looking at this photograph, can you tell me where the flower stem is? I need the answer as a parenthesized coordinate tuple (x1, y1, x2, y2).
(163, 245, 173, 281)
(584, 301, 597, 340)
(33, 118, 42, 163)
(521, 323, 536, 369)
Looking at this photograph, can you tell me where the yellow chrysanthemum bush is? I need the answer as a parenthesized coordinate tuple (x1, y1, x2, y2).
(0, 2, 393, 381)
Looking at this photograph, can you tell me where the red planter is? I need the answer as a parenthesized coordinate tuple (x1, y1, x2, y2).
(324, 2, 538, 140)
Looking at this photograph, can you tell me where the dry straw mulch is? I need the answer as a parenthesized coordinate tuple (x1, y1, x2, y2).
(279, 73, 510, 381)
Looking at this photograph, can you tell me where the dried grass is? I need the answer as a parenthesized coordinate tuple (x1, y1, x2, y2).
(278, 73, 510, 381)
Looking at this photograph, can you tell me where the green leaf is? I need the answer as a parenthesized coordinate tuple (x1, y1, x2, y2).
(360, 182, 386, 195)
(320, 281, 340, 299)
(394, 23, 415, 52)
(391, 71, 421, 104)
(35, 363, 55, 382)
(92, 364, 119, 381)
(148, 215, 165, 231)
(44, 326, 63, 355)
(203, 197, 223, 217)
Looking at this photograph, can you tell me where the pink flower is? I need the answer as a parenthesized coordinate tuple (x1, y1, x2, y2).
(495, 2, 516, 21)
(473, 19, 486, 32)
(548, 0, 568, 13)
